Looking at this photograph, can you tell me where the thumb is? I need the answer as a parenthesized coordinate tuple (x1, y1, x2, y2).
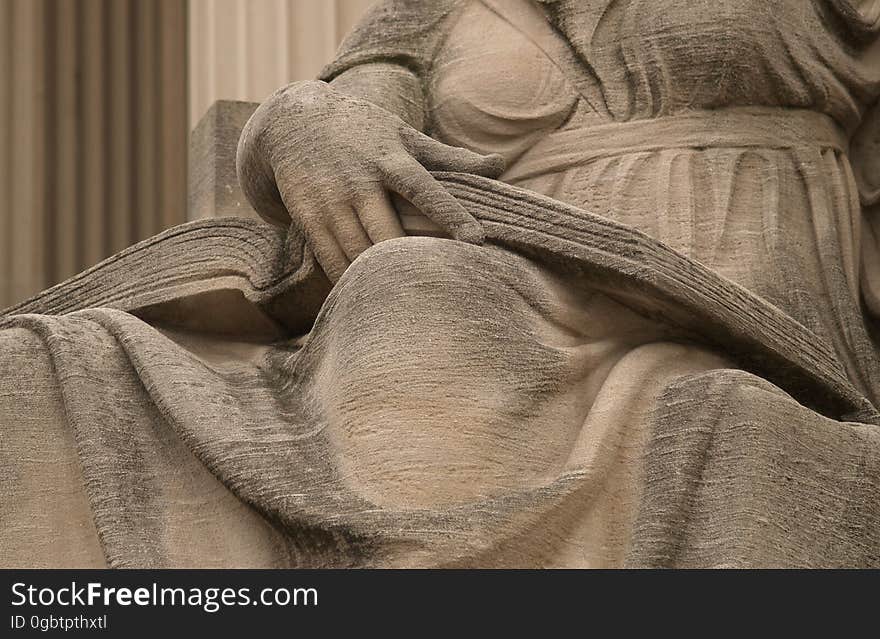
(402, 128, 505, 178)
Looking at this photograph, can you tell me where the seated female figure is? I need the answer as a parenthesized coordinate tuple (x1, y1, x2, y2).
(2, 0, 880, 567)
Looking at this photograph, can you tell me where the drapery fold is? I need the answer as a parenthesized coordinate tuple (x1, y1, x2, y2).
(3, 175, 879, 567)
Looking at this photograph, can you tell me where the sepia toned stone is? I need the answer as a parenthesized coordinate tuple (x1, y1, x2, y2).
(2, 0, 880, 568)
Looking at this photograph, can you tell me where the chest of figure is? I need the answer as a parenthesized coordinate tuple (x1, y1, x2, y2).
(432, 0, 877, 139)
(436, 1, 867, 119)
(429, 1, 579, 158)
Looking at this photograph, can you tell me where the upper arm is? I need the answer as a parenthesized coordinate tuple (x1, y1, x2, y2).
(852, 99, 880, 316)
(317, 0, 465, 130)
(318, 0, 464, 83)
(852, 99, 880, 212)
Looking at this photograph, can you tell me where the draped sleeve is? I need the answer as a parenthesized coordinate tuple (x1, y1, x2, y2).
(318, 0, 464, 81)
(854, 99, 880, 316)
(853, 99, 880, 209)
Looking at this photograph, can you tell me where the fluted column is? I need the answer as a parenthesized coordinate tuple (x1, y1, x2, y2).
(0, 0, 188, 309)
(0, 0, 47, 307)
(187, 0, 374, 129)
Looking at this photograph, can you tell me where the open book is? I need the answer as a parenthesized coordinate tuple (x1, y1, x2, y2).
(3, 170, 876, 425)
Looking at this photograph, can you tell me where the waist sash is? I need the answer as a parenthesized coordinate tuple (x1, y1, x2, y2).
(504, 107, 849, 182)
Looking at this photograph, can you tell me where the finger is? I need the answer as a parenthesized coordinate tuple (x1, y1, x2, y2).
(380, 160, 485, 244)
(353, 190, 405, 243)
(239, 162, 294, 227)
(236, 117, 292, 227)
(279, 187, 352, 282)
(326, 205, 372, 261)
(401, 128, 505, 178)
(302, 211, 350, 283)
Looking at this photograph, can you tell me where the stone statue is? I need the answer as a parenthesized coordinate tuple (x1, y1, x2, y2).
(2, 0, 879, 567)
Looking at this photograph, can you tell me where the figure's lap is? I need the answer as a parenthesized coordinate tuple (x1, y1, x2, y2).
(4, 234, 866, 567)
(303, 237, 733, 513)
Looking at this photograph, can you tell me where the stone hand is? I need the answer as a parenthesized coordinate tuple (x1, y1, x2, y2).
(236, 80, 505, 282)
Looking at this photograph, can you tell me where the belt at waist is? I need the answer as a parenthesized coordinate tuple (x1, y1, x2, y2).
(502, 107, 849, 182)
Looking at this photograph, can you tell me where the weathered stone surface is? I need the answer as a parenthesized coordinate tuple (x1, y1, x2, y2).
(2, 0, 880, 568)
